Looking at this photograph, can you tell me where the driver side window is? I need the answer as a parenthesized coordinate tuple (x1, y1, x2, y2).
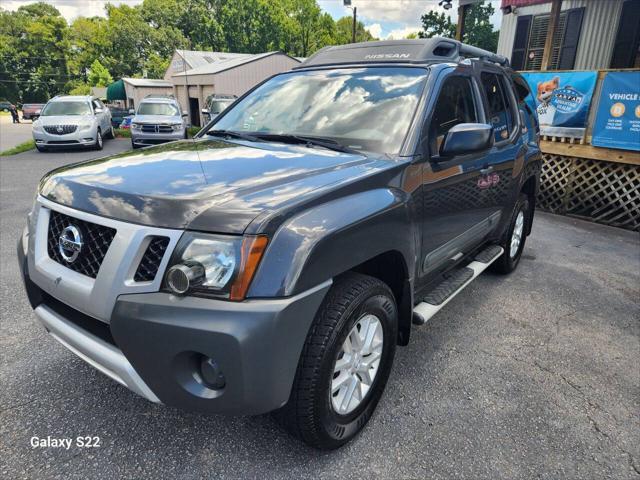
(429, 76, 478, 156)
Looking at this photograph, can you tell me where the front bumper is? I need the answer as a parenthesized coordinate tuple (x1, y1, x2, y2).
(18, 232, 330, 415)
(33, 128, 96, 148)
(131, 130, 185, 146)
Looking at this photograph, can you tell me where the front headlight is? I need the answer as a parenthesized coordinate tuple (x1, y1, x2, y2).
(79, 122, 93, 131)
(131, 123, 141, 130)
(164, 233, 268, 300)
(171, 123, 183, 131)
(32, 121, 42, 133)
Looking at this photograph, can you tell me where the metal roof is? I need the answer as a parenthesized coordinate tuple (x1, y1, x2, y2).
(122, 78, 172, 87)
(172, 51, 300, 77)
(175, 50, 252, 70)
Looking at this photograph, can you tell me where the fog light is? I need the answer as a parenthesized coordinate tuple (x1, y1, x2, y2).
(166, 261, 205, 295)
(200, 357, 226, 390)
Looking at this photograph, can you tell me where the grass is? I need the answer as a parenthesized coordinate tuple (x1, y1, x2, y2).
(114, 128, 131, 138)
(187, 126, 201, 138)
(0, 139, 35, 156)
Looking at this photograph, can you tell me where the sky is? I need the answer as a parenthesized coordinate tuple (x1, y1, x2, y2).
(2, 0, 503, 40)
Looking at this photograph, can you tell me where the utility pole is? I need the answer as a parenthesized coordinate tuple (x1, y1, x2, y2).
(352, 7, 357, 43)
(344, 0, 357, 43)
(456, 3, 469, 41)
(541, 0, 562, 70)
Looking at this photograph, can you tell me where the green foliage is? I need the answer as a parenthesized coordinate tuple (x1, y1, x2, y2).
(0, 0, 384, 104)
(187, 126, 201, 138)
(0, 140, 35, 156)
(418, 11, 455, 39)
(69, 82, 91, 95)
(114, 128, 131, 138)
(335, 16, 376, 44)
(419, 1, 499, 52)
(88, 59, 112, 87)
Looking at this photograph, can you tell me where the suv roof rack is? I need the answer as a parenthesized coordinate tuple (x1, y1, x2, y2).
(294, 38, 509, 69)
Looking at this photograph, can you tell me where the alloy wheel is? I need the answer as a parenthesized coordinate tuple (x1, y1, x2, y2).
(331, 313, 384, 415)
(510, 210, 525, 258)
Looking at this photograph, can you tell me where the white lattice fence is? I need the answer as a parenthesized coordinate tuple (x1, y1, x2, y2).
(538, 153, 640, 231)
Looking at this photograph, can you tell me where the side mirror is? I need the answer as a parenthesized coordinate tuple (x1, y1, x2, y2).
(439, 123, 494, 157)
(129, 109, 135, 115)
(94, 107, 104, 114)
(201, 108, 210, 115)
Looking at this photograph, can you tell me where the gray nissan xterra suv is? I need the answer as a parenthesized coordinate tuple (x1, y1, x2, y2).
(18, 39, 541, 449)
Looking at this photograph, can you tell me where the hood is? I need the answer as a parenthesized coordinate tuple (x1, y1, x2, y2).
(37, 115, 93, 126)
(39, 138, 394, 233)
(132, 114, 181, 124)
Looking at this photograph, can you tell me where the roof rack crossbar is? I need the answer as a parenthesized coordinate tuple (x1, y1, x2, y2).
(457, 43, 509, 66)
(294, 38, 509, 70)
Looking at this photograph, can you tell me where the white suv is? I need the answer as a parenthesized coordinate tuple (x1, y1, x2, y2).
(130, 96, 188, 149)
(32, 96, 113, 152)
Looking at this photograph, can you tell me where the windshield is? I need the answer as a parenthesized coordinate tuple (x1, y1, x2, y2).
(210, 67, 428, 154)
(41, 101, 92, 116)
(137, 102, 179, 116)
(209, 100, 233, 114)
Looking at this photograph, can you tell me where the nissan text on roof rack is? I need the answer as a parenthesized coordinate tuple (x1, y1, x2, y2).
(18, 38, 541, 449)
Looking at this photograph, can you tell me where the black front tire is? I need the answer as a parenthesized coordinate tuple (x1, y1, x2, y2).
(491, 193, 530, 274)
(275, 272, 397, 449)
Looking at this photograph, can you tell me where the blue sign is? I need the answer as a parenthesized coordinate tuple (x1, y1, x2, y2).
(521, 71, 598, 138)
(592, 71, 640, 152)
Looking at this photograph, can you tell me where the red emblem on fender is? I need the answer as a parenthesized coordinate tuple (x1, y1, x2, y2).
(478, 172, 500, 189)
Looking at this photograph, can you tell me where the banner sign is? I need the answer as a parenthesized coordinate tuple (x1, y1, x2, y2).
(520, 71, 598, 138)
(592, 71, 640, 152)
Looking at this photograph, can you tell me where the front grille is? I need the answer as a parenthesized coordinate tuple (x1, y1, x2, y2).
(47, 210, 116, 278)
(134, 236, 170, 282)
(158, 125, 173, 133)
(44, 125, 77, 135)
(141, 124, 157, 133)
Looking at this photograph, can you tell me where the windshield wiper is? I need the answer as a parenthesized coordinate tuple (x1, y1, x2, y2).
(250, 133, 360, 154)
(206, 129, 260, 142)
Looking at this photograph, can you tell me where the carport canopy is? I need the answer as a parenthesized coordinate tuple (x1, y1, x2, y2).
(106, 79, 126, 101)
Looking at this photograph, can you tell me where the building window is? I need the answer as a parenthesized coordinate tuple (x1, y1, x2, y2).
(511, 7, 584, 71)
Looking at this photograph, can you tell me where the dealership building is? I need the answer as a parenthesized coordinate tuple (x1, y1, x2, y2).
(107, 50, 299, 126)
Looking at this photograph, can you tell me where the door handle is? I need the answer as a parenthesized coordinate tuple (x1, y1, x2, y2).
(480, 166, 494, 175)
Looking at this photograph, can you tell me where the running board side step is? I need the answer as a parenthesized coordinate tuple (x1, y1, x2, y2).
(412, 245, 504, 326)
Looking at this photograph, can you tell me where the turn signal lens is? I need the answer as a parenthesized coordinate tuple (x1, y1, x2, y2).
(229, 236, 268, 301)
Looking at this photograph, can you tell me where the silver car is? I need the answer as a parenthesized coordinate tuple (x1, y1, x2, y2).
(32, 96, 113, 152)
(130, 96, 188, 149)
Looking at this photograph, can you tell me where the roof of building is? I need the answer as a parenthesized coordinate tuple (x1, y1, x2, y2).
(175, 50, 252, 70)
(122, 78, 173, 87)
(172, 51, 299, 77)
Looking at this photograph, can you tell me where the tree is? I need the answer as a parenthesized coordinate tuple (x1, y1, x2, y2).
(418, 1, 499, 52)
(88, 59, 112, 86)
(418, 11, 455, 39)
(335, 16, 376, 45)
(0, 3, 70, 103)
(463, 1, 499, 53)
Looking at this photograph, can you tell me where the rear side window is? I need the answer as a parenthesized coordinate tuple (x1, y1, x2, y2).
(429, 76, 478, 155)
(481, 72, 514, 142)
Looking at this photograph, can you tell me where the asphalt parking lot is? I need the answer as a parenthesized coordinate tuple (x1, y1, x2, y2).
(0, 115, 34, 152)
(0, 144, 638, 479)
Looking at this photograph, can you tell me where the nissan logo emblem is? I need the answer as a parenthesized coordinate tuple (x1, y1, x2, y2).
(58, 225, 83, 262)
